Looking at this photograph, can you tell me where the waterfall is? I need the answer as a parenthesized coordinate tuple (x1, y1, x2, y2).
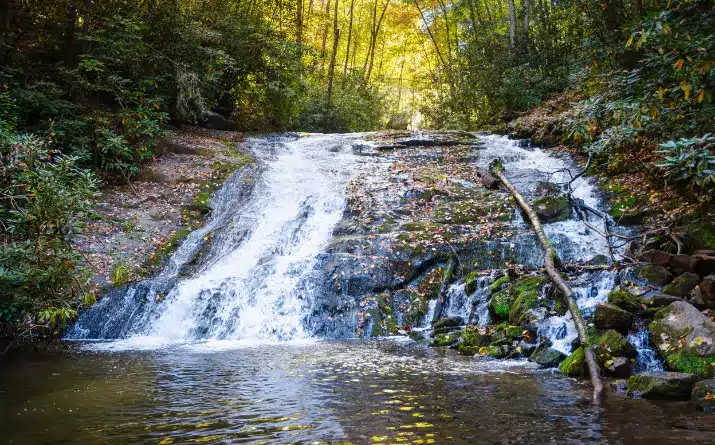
(628, 320, 665, 372)
(67, 134, 366, 343)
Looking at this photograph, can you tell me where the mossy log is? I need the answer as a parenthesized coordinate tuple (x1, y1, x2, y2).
(490, 161, 604, 401)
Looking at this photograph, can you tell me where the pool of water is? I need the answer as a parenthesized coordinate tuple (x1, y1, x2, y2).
(1, 340, 713, 444)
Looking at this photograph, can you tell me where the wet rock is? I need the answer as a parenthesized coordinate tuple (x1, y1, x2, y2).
(692, 379, 715, 412)
(636, 264, 674, 286)
(690, 274, 715, 309)
(559, 346, 585, 377)
(530, 347, 567, 368)
(649, 294, 686, 307)
(662, 272, 701, 297)
(589, 254, 612, 266)
(640, 250, 673, 266)
(628, 371, 698, 400)
(594, 303, 634, 334)
(669, 254, 698, 274)
(593, 330, 636, 377)
(430, 332, 460, 347)
(649, 301, 715, 377)
(535, 181, 560, 198)
(460, 327, 492, 348)
(475, 168, 501, 190)
(533, 196, 571, 223)
(607, 286, 645, 313)
(432, 316, 463, 331)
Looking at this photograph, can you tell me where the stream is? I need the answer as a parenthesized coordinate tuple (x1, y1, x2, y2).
(2, 133, 714, 444)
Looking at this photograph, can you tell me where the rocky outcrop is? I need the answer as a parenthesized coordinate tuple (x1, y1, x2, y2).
(594, 303, 634, 333)
(559, 347, 585, 377)
(649, 301, 715, 377)
(691, 274, 715, 309)
(593, 330, 637, 377)
(627, 371, 698, 400)
(530, 346, 566, 368)
(692, 379, 715, 412)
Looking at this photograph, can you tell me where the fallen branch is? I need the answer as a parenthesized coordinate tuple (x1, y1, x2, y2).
(489, 160, 604, 402)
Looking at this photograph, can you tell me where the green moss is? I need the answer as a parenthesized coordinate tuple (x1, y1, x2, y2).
(482, 345, 508, 358)
(489, 289, 512, 319)
(593, 329, 636, 366)
(430, 332, 460, 347)
(461, 327, 491, 347)
(681, 217, 715, 250)
(507, 276, 546, 326)
(464, 270, 482, 295)
(665, 349, 715, 378)
(503, 325, 522, 340)
(489, 275, 510, 292)
(558, 347, 585, 377)
(533, 196, 571, 222)
(607, 287, 645, 313)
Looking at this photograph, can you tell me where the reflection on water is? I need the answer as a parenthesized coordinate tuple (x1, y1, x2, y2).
(1, 340, 713, 444)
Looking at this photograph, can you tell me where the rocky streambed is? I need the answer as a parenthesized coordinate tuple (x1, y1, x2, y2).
(68, 131, 715, 413)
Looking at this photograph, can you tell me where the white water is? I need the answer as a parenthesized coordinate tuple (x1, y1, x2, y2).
(70, 134, 370, 345)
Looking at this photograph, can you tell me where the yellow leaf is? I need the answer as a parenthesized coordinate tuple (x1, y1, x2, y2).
(698, 89, 705, 103)
(673, 59, 684, 70)
(626, 35, 634, 48)
(681, 83, 691, 100)
(657, 87, 665, 100)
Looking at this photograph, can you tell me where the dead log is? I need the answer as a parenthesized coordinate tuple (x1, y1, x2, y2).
(490, 160, 604, 401)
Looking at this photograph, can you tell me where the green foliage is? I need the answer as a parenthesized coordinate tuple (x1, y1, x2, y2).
(656, 134, 715, 193)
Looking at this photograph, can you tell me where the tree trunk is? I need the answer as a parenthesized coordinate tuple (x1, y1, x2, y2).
(296, 0, 303, 45)
(507, 0, 516, 47)
(326, 0, 340, 106)
(342, 0, 356, 86)
(490, 162, 604, 402)
(604, 0, 618, 31)
(320, 0, 332, 55)
(81, 0, 91, 54)
(65, 0, 77, 66)
(632, 0, 642, 24)
(523, 0, 530, 38)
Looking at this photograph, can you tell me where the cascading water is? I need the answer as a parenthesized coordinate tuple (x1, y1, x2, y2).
(67, 134, 371, 344)
(441, 135, 633, 355)
(628, 319, 665, 372)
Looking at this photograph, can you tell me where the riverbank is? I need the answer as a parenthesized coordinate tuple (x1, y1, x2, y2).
(69, 127, 253, 292)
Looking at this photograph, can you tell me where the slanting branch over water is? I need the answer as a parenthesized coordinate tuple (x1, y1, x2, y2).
(489, 160, 604, 401)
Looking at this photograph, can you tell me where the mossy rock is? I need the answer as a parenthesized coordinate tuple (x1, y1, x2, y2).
(691, 379, 715, 412)
(430, 332, 461, 347)
(489, 275, 511, 292)
(662, 272, 701, 297)
(480, 345, 510, 359)
(558, 347, 586, 377)
(627, 371, 698, 400)
(681, 217, 715, 251)
(594, 303, 634, 333)
(461, 327, 492, 347)
(507, 276, 547, 326)
(533, 196, 571, 223)
(488, 288, 513, 320)
(530, 347, 566, 368)
(607, 287, 645, 313)
(664, 349, 715, 378)
(593, 329, 637, 371)
(458, 344, 481, 356)
(636, 264, 674, 286)
(608, 193, 646, 226)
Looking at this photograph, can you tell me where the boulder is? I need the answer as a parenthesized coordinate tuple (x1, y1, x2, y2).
(430, 332, 460, 347)
(691, 274, 715, 309)
(640, 250, 672, 266)
(636, 264, 674, 286)
(432, 316, 463, 331)
(669, 254, 698, 274)
(460, 327, 492, 348)
(695, 254, 715, 277)
(533, 196, 571, 223)
(594, 303, 634, 334)
(593, 329, 637, 377)
(649, 301, 715, 377)
(559, 346, 585, 377)
(649, 294, 686, 307)
(487, 276, 546, 324)
(607, 287, 645, 313)
(530, 347, 567, 368)
(662, 272, 701, 297)
(627, 371, 698, 400)
(692, 379, 715, 412)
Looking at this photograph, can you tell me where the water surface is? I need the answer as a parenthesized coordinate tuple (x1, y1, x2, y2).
(1, 341, 713, 444)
